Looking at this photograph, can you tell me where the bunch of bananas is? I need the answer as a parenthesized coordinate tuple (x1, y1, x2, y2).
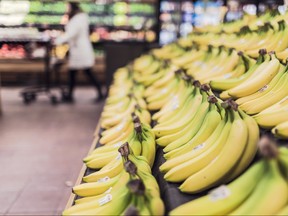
(64, 143, 164, 215)
(63, 60, 165, 215)
(190, 19, 288, 59)
(159, 97, 259, 193)
(170, 138, 288, 215)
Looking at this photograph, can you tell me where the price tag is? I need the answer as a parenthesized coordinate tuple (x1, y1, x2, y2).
(97, 176, 110, 183)
(98, 194, 112, 206)
(224, 73, 232, 79)
(193, 143, 205, 151)
(258, 85, 268, 93)
(116, 153, 122, 160)
(115, 123, 125, 132)
(209, 185, 231, 202)
(113, 142, 123, 148)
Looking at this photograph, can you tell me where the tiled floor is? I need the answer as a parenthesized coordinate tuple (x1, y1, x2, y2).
(0, 87, 104, 215)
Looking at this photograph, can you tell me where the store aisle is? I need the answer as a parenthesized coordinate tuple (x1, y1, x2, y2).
(0, 87, 104, 215)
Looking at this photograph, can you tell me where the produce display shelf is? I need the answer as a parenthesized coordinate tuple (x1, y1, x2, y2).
(28, 11, 155, 17)
(65, 101, 288, 214)
(0, 38, 50, 43)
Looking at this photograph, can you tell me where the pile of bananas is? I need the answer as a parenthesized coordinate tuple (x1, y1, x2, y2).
(63, 9, 288, 216)
(170, 138, 288, 215)
(63, 143, 164, 215)
(195, 9, 287, 33)
(149, 73, 259, 192)
(63, 65, 164, 215)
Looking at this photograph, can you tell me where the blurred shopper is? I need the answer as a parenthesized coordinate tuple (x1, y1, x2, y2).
(55, 1, 103, 102)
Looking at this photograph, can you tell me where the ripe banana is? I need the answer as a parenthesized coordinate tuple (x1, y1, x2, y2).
(179, 110, 248, 193)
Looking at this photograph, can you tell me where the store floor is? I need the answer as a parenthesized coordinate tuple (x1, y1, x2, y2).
(0, 87, 104, 215)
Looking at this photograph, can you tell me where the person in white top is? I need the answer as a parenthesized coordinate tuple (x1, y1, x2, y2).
(55, 1, 103, 102)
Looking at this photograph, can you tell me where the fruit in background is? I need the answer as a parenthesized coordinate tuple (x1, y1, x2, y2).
(113, 15, 128, 26)
(90, 32, 100, 43)
(54, 45, 69, 59)
(29, 1, 42, 13)
(113, 2, 128, 14)
(0, 44, 26, 59)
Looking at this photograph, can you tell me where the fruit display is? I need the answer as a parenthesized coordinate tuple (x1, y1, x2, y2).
(0, 27, 41, 41)
(170, 138, 288, 215)
(64, 67, 164, 215)
(65, 9, 288, 216)
(64, 143, 164, 215)
(0, 44, 26, 59)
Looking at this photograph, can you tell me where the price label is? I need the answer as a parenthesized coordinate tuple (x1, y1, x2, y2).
(97, 176, 110, 183)
(193, 143, 205, 151)
(209, 185, 231, 202)
(258, 85, 268, 93)
(98, 194, 112, 206)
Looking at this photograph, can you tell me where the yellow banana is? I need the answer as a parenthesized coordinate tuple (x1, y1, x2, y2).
(169, 160, 265, 215)
(163, 112, 231, 182)
(228, 54, 280, 98)
(272, 121, 288, 139)
(230, 159, 288, 215)
(164, 104, 222, 160)
(179, 110, 248, 193)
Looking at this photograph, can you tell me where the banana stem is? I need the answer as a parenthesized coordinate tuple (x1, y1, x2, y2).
(124, 160, 138, 176)
(258, 135, 279, 159)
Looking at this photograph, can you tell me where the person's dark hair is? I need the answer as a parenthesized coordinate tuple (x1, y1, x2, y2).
(68, 2, 82, 20)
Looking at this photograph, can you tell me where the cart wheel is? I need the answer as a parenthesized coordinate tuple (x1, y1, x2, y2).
(50, 95, 58, 105)
(22, 93, 31, 105)
(30, 93, 37, 101)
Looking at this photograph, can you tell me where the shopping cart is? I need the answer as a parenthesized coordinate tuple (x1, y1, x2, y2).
(20, 42, 68, 105)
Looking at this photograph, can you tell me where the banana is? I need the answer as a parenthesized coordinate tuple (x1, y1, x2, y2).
(63, 184, 131, 215)
(133, 55, 153, 72)
(135, 58, 160, 75)
(210, 51, 267, 91)
(100, 121, 134, 146)
(154, 82, 194, 123)
(163, 94, 211, 153)
(163, 112, 231, 182)
(153, 87, 203, 137)
(228, 54, 280, 98)
(196, 49, 240, 83)
(276, 48, 288, 61)
(100, 117, 132, 141)
(236, 63, 286, 106)
(83, 154, 123, 182)
(101, 99, 137, 129)
(146, 77, 179, 103)
(140, 123, 156, 167)
(276, 206, 288, 215)
(230, 159, 288, 215)
(164, 103, 222, 160)
(169, 160, 265, 216)
(72, 173, 121, 197)
(272, 121, 288, 139)
(239, 65, 288, 114)
(224, 109, 259, 182)
(172, 49, 205, 68)
(278, 148, 288, 178)
(179, 109, 248, 193)
(85, 151, 120, 169)
(144, 68, 177, 98)
(254, 96, 288, 128)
